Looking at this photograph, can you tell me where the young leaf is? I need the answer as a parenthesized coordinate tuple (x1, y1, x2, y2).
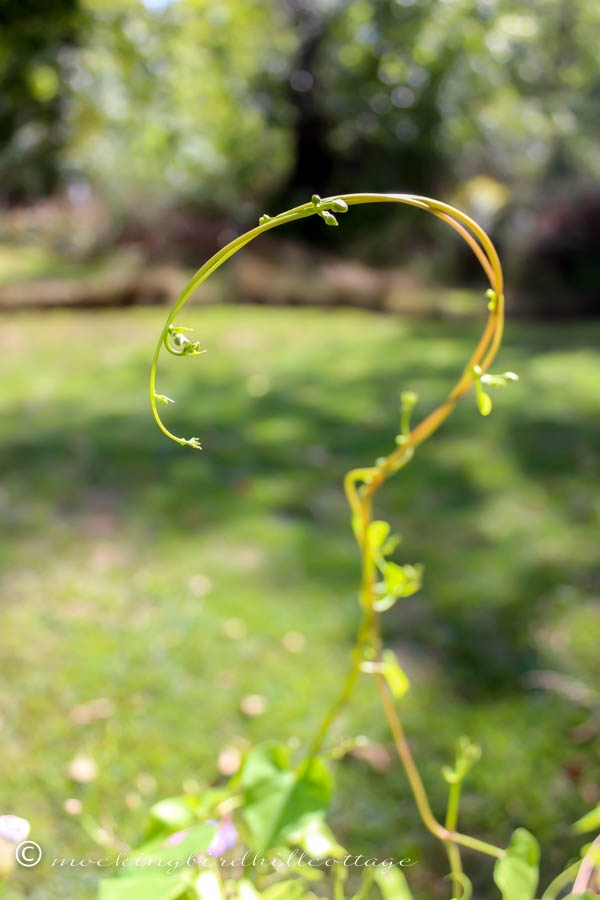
(493, 828, 540, 900)
(400, 390, 418, 436)
(373, 594, 398, 613)
(320, 210, 338, 226)
(366, 521, 391, 553)
(381, 534, 401, 557)
(472, 365, 493, 416)
(477, 389, 493, 416)
(381, 650, 410, 699)
(573, 804, 600, 834)
(374, 866, 414, 899)
(384, 562, 422, 598)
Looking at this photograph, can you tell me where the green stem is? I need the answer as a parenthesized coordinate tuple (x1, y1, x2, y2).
(446, 844, 464, 899)
(305, 607, 372, 760)
(334, 865, 346, 900)
(376, 674, 503, 860)
(446, 781, 462, 833)
(149, 189, 510, 890)
(445, 781, 464, 897)
(150, 192, 504, 449)
(541, 861, 579, 899)
(351, 868, 375, 900)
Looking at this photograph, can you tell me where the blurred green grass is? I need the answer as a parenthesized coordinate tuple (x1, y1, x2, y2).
(0, 305, 599, 899)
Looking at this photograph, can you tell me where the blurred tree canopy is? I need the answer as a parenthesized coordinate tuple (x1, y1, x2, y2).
(65, 0, 298, 210)
(3, 0, 598, 212)
(1, 0, 599, 310)
(0, 0, 80, 201)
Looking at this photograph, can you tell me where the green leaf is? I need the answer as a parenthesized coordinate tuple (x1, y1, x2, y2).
(493, 828, 540, 900)
(150, 797, 196, 831)
(320, 210, 338, 226)
(129, 824, 216, 876)
(241, 744, 332, 849)
(384, 562, 422, 598)
(381, 534, 401, 557)
(98, 873, 187, 900)
(374, 866, 414, 899)
(366, 521, 391, 553)
(241, 743, 291, 786)
(381, 650, 410, 699)
(477, 389, 493, 416)
(573, 804, 600, 834)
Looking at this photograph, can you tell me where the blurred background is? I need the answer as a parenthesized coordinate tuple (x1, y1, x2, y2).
(0, 1, 599, 898)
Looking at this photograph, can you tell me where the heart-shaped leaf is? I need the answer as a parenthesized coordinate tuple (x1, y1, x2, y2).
(241, 744, 332, 849)
(493, 828, 540, 900)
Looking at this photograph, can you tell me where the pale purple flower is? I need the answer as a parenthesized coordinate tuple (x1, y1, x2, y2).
(0, 816, 30, 843)
(206, 820, 237, 857)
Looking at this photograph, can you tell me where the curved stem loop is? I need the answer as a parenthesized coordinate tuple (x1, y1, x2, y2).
(150, 191, 510, 891)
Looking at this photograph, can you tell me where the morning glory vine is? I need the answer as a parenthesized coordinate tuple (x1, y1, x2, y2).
(148, 192, 528, 898)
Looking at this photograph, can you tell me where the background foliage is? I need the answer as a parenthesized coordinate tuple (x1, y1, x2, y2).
(1, 0, 599, 312)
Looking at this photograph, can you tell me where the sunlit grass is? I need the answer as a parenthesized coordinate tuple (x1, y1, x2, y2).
(0, 306, 598, 899)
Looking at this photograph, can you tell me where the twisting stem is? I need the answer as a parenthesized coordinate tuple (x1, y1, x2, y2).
(541, 861, 580, 899)
(375, 672, 446, 840)
(292, 194, 506, 872)
(306, 607, 372, 760)
(150, 189, 512, 888)
(446, 843, 465, 898)
(150, 192, 504, 448)
(375, 674, 503, 860)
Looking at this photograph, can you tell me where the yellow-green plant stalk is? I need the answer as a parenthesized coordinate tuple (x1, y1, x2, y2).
(149, 193, 523, 898)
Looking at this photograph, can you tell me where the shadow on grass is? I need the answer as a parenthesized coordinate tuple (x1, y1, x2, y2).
(4, 356, 598, 697)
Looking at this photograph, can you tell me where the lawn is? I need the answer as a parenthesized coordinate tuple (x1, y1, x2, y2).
(0, 304, 599, 899)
